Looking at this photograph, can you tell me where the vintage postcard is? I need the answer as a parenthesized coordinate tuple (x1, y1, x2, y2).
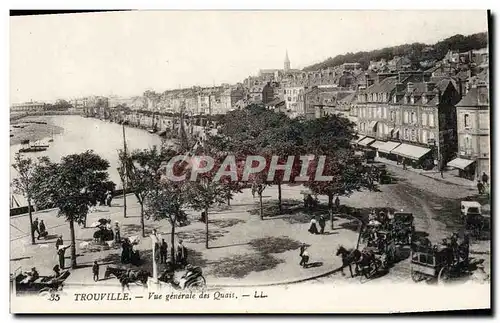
(9, 10, 491, 314)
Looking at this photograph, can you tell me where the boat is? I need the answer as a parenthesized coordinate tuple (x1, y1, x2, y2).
(18, 140, 49, 153)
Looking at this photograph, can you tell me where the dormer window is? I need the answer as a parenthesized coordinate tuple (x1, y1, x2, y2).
(410, 96, 414, 104)
(422, 95, 427, 104)
(393, 96, 397, 103)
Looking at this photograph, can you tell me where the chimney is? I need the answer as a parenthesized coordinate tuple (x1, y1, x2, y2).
(425, 82, 435, 92)
(407, 82, 414, 92)
(477, 83, 489, 106)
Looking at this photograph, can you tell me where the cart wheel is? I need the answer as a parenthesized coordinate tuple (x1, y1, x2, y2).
(438, 266, 450, 284)
(411, 269, 424, 282)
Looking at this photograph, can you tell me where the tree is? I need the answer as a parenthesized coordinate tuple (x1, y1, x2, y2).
(11, 153, 40, 245)
(31, 151, 111, 268)
(118, 147, 165, 237)
(144, 178, 189, 264)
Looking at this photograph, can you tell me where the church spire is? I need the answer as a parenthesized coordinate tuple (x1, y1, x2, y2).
(284, 50, 290, 72)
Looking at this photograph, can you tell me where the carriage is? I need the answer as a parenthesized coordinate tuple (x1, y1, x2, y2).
(410, 235, 470, 284)
(11, 268, 70, 297)
(391, 212, 415, 245)
(461, 201, 489, 238)
(150, 266, 207, 291)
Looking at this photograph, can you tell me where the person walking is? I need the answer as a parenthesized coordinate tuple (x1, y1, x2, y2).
(299, 245, 310, 268)
(160, 239, 168, 264)
(55, 235, 63, 250)
(477, 180, 484, 195)
(334, 196, 340, 212)
(318, 215, 326, 234)
(38, 220, 47, 239)
(482, 172, 489, 187)
(92, 261, 100, 281)
(57, 244, 71, 269)
(176, 239, 188, 268)
(32, 218, 40, 239)
(402, 158, 407, 170)
(308, 217, 319, 235)
(114, 221, 121, 243)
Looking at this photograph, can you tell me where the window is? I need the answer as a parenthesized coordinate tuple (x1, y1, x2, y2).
(377, 107, 382, 118)
(411, 112, 416, 124)
(393, 96, 397, 103)
(410, 96, 415, 104)
(422, 95, 427, 104)
(429, 113, 435, 127)
(411, 129, 417, 141)
(479, 113, 489, 130)
(422, 130, 427, 143)
(465, 136, 471, 149)
(429, 131, 435, 140)
(404, 129, 409, 140)
(464, 114, 470, 128)
(422, 113, 427, 126)
(383, 107, 388, 119)
(390, 111, 395, 122)
(404, 111, 409, 124)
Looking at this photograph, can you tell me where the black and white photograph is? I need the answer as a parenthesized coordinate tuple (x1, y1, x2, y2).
(8, 10, 491, 313)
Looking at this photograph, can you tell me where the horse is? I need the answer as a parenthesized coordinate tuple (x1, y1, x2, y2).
(104, 266, 151, 287)
(336, 246, 362, 278)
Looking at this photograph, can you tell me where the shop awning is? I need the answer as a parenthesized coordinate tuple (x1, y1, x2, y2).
(369, 140, 386, 150)
(391, 143, 431, 160)
(447, 158, 475, 170)
(378, 141, 402, 154)
(356, 136, 367, 143)
(358, 137, 376, 147)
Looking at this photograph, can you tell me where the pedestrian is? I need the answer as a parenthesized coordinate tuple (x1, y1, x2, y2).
(32, 218, 40, 238)
(477, 180, 484, 195)
(55, 235, 63, 250)
(199, 211, 207, 223)
(482, 172, 489, 185)
(440, 167, 444, 179)
(106, 190, 113, 207)
(308, 217, 319, 235)
(57, 244, 71, 269)
(251, 182, 257, 198)
(92, 261, 100, 281)
(176, 239, 188, 268)
(402, 158, 407, 170)
(160, 239, 168, 264)
(299, 245, 310, 268)
(38, 220, 47, 239)
(318, 215, 326, 234)
(334, 196, 340, 212)
(114, 221, 121, 243)
(52, 265, 60, 277)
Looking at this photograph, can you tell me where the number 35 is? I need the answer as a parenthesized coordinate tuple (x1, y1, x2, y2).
(49, 294, 60, 301)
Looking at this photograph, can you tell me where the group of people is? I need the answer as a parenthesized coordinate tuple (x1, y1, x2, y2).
(308, 215, 327, 235)
(121, 238, 141, 266)
(31, 218, 48, 240)
(477, 172, 489, 195)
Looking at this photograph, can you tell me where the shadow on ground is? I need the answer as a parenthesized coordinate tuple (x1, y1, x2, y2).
(248, 236, 303, 254)
(177, 228, 229, 244)
(208, 253, 284, 279)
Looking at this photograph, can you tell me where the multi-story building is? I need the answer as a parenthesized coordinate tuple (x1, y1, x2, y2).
(247, 82, 273, 105)
(10, 101, 47, 113)
(220, 87, 245, 114)
(355, 71, 461, 169)
(447, 83, 489, 180)
(284, 86, 306, 118)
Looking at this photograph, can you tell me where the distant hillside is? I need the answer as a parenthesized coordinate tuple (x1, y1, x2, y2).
(303, 32, 488, 71)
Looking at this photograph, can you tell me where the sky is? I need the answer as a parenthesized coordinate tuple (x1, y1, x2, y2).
(10, 10, 488, 104)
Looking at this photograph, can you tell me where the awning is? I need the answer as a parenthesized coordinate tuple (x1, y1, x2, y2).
(447, 158, 475, 170)
(358, 137, 376, 147)
(378, 141, 402, 154)
(369, 121, 378, 129)
(391, 143, 431, 160)
(369, 140, 386, 150)
(356, 136, 367, 143)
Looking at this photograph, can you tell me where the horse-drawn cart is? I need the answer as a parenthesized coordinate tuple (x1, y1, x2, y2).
(461, 201, 489, 238)
(410, 234, 470, 284)
(11, 268, 70, 297)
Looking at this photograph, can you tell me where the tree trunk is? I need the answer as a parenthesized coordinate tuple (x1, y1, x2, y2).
(170, 219, 176, 264)
(69, 219, 77, 269)
(205, 207, 209, 249)
(259, 193, 263, 220)
(28, 199, 35, 245)
(277, 181, 282, 214)
(140, 202, 145, 237)
(227, 195, 231, 206)
(356, 221, 363, 250)
(328, 194, 334, 230)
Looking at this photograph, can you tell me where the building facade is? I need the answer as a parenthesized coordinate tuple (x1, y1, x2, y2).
(355, 71, 461, 168)
(448, 83, 489, 180)
(10, 101, 47, 113)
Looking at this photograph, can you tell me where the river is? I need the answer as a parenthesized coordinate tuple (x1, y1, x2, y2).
(10, 115, 164, 207)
